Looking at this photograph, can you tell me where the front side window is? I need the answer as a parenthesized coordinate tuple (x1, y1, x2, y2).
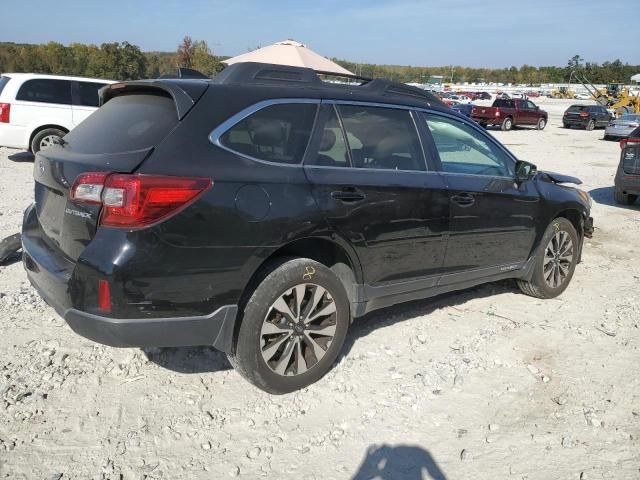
(525, 101, 536, 109)
(422, 113, 515, 177)
(16, 79, 72, 105)
(75, 81, 108, 107)
(337, 105, 425, 171)
(220, 103, 317, 164)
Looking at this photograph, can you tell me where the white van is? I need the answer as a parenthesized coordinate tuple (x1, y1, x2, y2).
(0, 73, 116, 153)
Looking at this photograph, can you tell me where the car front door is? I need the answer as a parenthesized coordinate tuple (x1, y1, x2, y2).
(420, 111, 541, 283)
(71, 81, 108, 126)
(304, 103, 450, 287)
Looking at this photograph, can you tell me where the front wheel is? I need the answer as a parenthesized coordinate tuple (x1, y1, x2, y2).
(517, 218, 579, 299)
(229, 258, 350, 394)
(536, 118, 546, 130)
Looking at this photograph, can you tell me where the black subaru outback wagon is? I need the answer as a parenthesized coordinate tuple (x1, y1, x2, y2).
(22, 63, 594, 393)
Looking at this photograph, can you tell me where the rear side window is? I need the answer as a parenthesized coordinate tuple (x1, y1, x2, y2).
(0, 76, 10, 97)
(64, 94, 178, 154)
(75, 81, 108, 107)
(494, 99, 514, 108)
(337, 105, 425, 171)
(16, 79, 72, 105)
(220, 103, 317, 164)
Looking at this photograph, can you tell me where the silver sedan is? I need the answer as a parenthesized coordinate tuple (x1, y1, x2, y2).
(605, 113, 640, 140)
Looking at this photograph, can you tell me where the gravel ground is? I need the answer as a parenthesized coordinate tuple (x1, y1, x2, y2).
(1, 98, 639, 480)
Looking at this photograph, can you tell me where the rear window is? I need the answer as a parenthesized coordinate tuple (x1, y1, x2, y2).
(16, 79, 72, 105)
(0, 76, 10, 97)
(567, 105, 588, 112)
(64, 94, 178, 154)
(75, 81, 108, 107)
(219, 103, 317, 164)
(493, 99, 514, 108)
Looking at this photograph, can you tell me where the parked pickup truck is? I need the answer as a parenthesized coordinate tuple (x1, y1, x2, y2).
(471, 99, 548, 131)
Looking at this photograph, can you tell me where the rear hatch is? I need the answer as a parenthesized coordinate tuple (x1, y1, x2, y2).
(622, 142, 640, 175)
(565, 105, 589, 121)
(33, 81, 208, 261)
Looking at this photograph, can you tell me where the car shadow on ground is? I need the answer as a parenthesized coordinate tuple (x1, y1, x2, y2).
(341, 279, 518, 358)
(589, 186, 640, 210)
(7, 151, 34, 162)
(351, 444, 447, 480)
(143, 345, 232, 374)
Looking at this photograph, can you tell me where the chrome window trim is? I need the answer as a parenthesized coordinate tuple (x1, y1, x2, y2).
(208, 98, 321, 167)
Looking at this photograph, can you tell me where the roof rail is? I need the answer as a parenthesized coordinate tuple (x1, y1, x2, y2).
(213, 62, 441, 106)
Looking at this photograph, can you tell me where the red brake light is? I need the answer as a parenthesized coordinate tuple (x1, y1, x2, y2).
(0, 103, 10, 123)
(98, 280, 111, 312)
(71, 172, 212, 227)
(621, 137, 640, 149)
(579, 112, 589, 117)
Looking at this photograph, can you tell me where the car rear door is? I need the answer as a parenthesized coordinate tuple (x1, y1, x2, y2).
(419, 111, 540, 283)
(72, 81, 109, 125)
(304, 103, 450, 287)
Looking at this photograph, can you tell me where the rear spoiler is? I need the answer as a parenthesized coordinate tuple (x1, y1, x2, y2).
(99, 79, 209, 120)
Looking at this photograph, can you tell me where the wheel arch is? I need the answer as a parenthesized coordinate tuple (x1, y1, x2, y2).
(230, 236, 363, 354)
(28, 124, 70, 151)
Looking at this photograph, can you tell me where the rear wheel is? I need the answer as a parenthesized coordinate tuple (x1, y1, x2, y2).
(228, 258, 350, 394)
(30, 128, 66, 153)
(536, 118, 546, 130)
(586, 119, 595, 131)
(501, 117, 513, 131)
(517, 218, 579, 299)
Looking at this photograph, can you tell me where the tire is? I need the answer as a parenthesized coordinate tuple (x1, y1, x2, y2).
(30, 128, 66, 153)
(586, 119, 595, 131)
(603, 135, 612, 141)
(228, 258, 350, 394)
(536, 118, 546, 130)
(501, 117, 513, 131)
(563, 123, 570, 129)
(517, 218, 579, 299)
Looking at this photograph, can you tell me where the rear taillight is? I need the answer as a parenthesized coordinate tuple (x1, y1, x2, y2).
(495, 111, 500, 117)
(621, 137, 640, 149)
(0, 103, 10, 123)
(70, 172, 212, 227)
(98, 280, 111, 312)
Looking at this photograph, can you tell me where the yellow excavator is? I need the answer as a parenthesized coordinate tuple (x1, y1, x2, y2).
(551, 86, 575, 99)
(572, 71, 640, 116)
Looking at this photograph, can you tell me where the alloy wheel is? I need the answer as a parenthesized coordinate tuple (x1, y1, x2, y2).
(39, 135, 60, 150)
(260, 284, 337, 376)
(543, 231, 574, 289)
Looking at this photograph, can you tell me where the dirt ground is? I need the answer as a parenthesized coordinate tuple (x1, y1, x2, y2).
(1, 98, 639, 480)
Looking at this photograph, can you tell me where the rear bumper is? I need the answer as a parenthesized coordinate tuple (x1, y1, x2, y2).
(563, 117, 589, 127)
(0, 122, 28, 149)
(615, 174, 640, 195)
(22, 203, 239, 352)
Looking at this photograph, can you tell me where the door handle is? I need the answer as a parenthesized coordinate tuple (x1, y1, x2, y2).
(331, 188, 366, 203)
(451, 193, 475, 207)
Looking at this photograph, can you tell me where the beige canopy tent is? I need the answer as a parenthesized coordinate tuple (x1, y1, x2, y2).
(222, 40, 353, 76)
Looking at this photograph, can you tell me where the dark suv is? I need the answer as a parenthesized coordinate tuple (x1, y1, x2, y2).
(22, 63, 594, 393)
(614, 126, 640, 205)
(563, 104, 611, 130)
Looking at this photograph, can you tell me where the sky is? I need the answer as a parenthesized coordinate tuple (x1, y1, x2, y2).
(2, 0, 638, 68)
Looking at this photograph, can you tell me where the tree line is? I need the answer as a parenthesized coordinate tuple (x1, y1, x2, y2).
(1, 39, 638, 85)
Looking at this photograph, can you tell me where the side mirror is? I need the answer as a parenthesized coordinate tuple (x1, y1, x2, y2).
(515, 160, 537, 181)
